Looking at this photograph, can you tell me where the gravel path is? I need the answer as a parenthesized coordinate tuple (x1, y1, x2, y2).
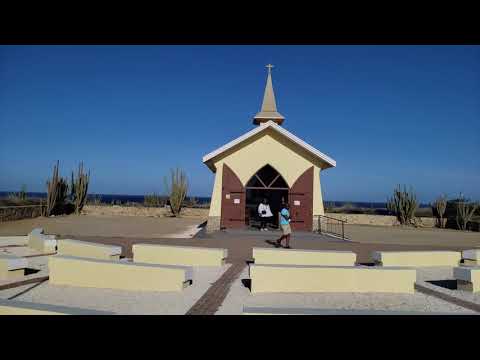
(414, 266, 480, 310)
(216, 267, 476, 315)
(0, 236, 28, 247)
(0, 245, 47, 257)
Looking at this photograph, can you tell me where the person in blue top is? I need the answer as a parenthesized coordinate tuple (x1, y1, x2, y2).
(275, 203, 292, 249)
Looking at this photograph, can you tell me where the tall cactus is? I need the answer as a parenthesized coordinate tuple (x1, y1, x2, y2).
(456, 196, 478, 231)
(432, 195, 447, 228)
(46, 161, 60, 216)
(164, 168, 188, 217)
(386, 184, 418, 226)
(72, 162, 90, 215)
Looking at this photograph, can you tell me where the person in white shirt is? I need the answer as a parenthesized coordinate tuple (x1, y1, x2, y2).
(258, 198, 273, 231)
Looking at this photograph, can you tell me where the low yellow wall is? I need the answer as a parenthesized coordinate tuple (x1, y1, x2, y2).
(372, 251, 461, 267)
(0, 268, 24, 280)
(249, 264, 416, 294)
(133, 244, 227, 266)
(58, 239, 121, 260)
(253, 248, 356, 266)
(454, 267, 480, 292)
(28, 229, 57, 253)
(49, 255, 193, 292)
(462, 249, 480, 261)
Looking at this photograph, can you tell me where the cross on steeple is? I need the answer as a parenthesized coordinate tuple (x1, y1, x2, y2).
(253, 64, 285, 125)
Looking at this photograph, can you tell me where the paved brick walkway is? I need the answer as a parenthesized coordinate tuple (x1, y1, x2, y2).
(186, 261, 246, 315)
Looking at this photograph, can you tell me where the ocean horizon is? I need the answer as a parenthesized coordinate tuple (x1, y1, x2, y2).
(0, 192, 431, 208)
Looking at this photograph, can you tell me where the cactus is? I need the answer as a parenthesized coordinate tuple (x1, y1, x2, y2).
(144, 193, 163, 207)
(71, 162, 90, 215)
(432, 195, 447, 228)
(7, 184, 28, 203)
(164, 168, 188, 217)
(45, 160, 60, 216)
(456, 196, 478, 231)
(386, 184, 418, 226)
(19, 184, 27, 201)
(89, 195, 102, 205)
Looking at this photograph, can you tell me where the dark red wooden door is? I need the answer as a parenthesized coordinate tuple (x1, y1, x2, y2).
(289, 167, 313, 231)
(221, 164, 246, 229)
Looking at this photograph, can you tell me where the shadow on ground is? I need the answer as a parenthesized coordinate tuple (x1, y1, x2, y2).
(427, 280, 458, 290)
(241, 279, 251, 291)
(24, 268, 41, 276)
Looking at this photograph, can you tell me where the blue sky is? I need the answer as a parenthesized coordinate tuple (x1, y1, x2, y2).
(0, 45, 479, 203)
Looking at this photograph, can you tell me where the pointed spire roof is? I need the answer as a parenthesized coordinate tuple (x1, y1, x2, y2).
(253, 64, 285, 125)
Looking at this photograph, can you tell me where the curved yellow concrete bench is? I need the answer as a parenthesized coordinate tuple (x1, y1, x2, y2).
(0, 299, 113, 315)
(372, 251, 461, 267)
(253, 247, 356, 266)
(0, 254, 28, 280)
(133, 244, 227, 266)
(249, 264, 416, 294)
(462, 249, 480, 266)
(49, 255, 193, 292)
(28, 228, 57, 253)
(454, 266, 480, 292)
(58, 239, 122, 260)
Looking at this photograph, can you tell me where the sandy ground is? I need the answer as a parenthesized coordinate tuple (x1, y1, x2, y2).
(346, 224, 480, 247)
(0, 263, 230, 314)
(216, 267, 476, 315)
(0, 214, 206, 239)
(0, 244, 46, 257)
(0, 236, 28, 247)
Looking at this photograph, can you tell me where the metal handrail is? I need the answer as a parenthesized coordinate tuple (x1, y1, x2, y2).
(319, 214, 347, 223)
(318, 214, 346, 240)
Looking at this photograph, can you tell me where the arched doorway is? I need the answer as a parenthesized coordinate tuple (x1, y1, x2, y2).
(245, 164, 289, 229)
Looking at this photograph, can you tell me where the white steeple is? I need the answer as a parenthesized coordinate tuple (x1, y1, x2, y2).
(253, 64, 285, 125)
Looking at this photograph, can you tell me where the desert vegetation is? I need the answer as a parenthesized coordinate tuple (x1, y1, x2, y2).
(386, 185, 418, 226)
(144, 193, 165, 207)
(71, 162, 90, 214)
(44, 160, 90, 216)
(431, 195, 447, 228)
(7, 184, 28, 202)
(164, 168, 188, 217)
(454, 196, 479, 231)
(87, 195, 102, 206)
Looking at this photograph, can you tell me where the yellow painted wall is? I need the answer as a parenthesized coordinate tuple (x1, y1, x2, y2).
(373, 251, 461, 267)
(208, 163, 223, 217)
(49, 255, 193, 292)
(249, 265, 416, 294)
(57, 239, 121, 260)
(253, 248, 356, 266)
(208, 128, 326, 218)
(133, 244, 227, 266)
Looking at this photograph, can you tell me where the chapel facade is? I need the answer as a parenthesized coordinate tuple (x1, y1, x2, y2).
(203, 65, 336, 232)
